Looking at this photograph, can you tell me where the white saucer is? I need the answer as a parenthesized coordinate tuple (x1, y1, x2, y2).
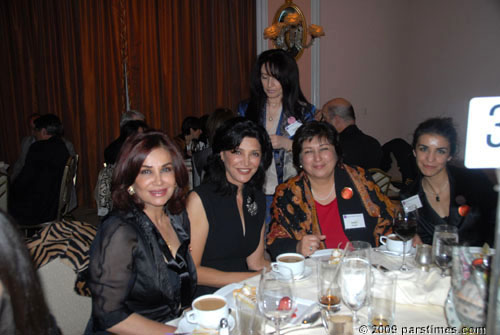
(293, 265, 313, 281)
(377, 245, 416, 256)
(176, 314, 235, 333)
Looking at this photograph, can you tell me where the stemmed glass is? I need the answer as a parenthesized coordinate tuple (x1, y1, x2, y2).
(339, 241, 371, 328)
(432, 225, 459, 276)
(257, 266, 296, 335)
(393, 205, 418, 271)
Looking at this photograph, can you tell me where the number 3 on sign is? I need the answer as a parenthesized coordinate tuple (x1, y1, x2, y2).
(465, 97, 500, 169)
(487, 104, 500, 148)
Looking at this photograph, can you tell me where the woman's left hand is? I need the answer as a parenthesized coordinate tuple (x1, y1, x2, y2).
(269, 135, 292, 151)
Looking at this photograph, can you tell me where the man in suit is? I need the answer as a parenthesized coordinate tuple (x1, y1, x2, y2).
(9, 114, 70, 225)
(321, 97, 382, 170)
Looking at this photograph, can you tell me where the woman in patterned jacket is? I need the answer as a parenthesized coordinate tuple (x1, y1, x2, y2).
(266, 121, 395, 259)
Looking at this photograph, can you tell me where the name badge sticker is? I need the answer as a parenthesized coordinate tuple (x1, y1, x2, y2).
(285, 120, 303, 137)
(343, 213, 366, 230)
(401, 195, 423, 210)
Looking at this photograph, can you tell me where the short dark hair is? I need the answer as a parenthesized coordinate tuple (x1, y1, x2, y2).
(0, 210, 57, 334)
(205, 117, 272, 195)
(111, 130, 188, 214)
(205, 108, 235, 145)
(34, 114, 63, 136)
(245, 49, 312, 124)
(119, 120, 149, 138)
(292, 121, 342, 170)
(412, 117, 458, 157)
(181, 116, 201, 136)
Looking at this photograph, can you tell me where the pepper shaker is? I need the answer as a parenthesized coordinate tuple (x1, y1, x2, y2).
(218, 317, 230, 335)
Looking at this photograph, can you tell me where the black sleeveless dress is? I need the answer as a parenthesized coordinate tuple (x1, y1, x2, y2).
(194, 182, 265, 297)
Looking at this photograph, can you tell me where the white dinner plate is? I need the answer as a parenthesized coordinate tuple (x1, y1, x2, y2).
(377, 245, 416, 257)
(175, 314, 235, 334)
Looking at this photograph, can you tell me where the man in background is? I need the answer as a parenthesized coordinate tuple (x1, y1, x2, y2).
(321, 97, 383, 170)
(11, 113, 75, 181)
(9, 114, 70, 225)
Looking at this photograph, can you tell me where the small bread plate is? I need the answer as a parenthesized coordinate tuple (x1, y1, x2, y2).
(175, 314, 235, 334)
(214, 284, 316, 326)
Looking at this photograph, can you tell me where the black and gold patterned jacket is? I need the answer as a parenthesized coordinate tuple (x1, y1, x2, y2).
(266, 164, 395, 259)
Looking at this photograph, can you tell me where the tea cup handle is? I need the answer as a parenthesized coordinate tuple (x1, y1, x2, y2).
(185, 310, 198, 324)
(271, 262, 280, 272)
(379, 236, 388, 245)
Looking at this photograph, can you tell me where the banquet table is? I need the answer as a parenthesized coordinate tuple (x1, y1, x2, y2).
(171, 248, 451, 335)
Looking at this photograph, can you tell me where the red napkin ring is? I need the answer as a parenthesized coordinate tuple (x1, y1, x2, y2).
(341, 187, 353, 200)
(458, 205, 470, 217)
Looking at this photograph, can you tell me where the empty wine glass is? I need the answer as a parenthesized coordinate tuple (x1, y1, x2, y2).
(393, 205, 418, 271)
(339, 248, 371, 328)
(432, 225, 458, 276)
(257, 266, 296, 335)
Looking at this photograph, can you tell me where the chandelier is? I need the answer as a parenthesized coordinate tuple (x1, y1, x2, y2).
(263, 1, 325, 59)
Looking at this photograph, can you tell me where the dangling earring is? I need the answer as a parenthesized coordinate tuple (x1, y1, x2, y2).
(127, 186, 135, 195)
(299, 164, 303, 169)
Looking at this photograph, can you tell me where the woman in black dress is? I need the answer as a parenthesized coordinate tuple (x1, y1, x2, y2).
(400, 118, 497, 246)
(187, 118, 272, 297)
(86, 131, 196, 334)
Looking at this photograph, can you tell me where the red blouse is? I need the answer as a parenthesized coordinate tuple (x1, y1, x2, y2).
(315, 198, 350, 249)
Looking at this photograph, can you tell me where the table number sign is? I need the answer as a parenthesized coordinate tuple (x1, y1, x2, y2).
(465, 96, 500, 168)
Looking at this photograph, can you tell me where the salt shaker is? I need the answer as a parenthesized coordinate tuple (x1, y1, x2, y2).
(218, 317, 230, 335)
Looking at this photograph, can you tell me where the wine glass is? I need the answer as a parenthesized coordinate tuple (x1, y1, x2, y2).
(257, 266, 296, 335)
(393, 205, 418, 271)
(432, 225, 458, 276)
(338, 248, 371, 328)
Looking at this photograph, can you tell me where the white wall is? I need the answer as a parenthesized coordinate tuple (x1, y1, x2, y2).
(319, 0, 500, 158)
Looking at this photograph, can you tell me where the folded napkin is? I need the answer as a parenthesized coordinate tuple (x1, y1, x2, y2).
(374, 268, 450, 307)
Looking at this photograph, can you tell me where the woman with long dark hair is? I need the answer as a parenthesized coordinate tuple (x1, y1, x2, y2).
(0, 210, 60, 335)
(238, 49, 316, 216)
(187, 118, 272, 297)
(86, 131, 197, 334)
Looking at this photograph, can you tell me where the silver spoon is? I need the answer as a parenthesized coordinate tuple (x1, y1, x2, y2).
(268, 311, 321, 335)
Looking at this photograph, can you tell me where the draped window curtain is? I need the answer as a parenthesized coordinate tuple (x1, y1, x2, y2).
(0, 0, 256, 208)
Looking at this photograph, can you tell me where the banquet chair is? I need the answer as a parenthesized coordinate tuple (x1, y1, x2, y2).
(27, 219, 96, 335)
(368, 168, 392, 195)
(21, 154, 79, 237)
(0, 172, 7, 212)
(57, 154, 79, 221)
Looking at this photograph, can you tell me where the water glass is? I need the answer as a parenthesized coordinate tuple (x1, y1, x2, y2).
(234, 292, 263, 335)
(370, 270, 396, 327)
(432, 225, 459, 276)
(257, 266, 296, 335)
(339, 255, 371, 327)
(414, 244, 433, 271)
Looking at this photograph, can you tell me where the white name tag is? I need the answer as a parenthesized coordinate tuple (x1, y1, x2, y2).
(343, 213, 366, 230)
(285, 120, 303, 137)
(401, 195, 423, 210)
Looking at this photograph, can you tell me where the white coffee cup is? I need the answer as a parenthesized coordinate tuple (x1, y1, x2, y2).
(274, 252, 305, 277)
(379, 234, 412, 254)
(186, 294, 228, 329)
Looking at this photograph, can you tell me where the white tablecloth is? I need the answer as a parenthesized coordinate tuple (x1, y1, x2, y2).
(171, 249, 450, 334)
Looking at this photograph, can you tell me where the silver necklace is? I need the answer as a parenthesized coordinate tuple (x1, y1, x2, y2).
(311, 182, 336, 201)
(423, 178, 449, 202)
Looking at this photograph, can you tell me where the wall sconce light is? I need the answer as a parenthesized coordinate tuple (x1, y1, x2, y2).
(263, 0, 325, 59)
